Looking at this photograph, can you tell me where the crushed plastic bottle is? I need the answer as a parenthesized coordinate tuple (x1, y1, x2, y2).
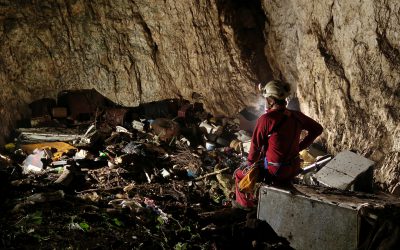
(22, 149, 50, 174)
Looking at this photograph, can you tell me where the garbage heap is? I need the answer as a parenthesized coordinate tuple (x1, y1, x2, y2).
(4, 90, 397, 249)
(0, 90, 290, 249)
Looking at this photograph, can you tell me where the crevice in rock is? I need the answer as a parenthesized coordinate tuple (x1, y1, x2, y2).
(129, 1, 175, 96)
(56, 1, 74, 52)
(131, 4, 158, 63)
(3, 18, 18, 33)
(313, 20, 351, 102)
(385, 104, 400, 121)
(374, 0, 400, 69)
(376, 31, 400, 69)
(325, 17, 334, 41)
(353, 41, 372, 99)
(216, 0, 272, 84)
(132, 60, 143, 102)
(354, 40, 398, 107)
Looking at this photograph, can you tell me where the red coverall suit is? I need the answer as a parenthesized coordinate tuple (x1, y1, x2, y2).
(249, 108, 323, 179)
(235, 108, 323, 208)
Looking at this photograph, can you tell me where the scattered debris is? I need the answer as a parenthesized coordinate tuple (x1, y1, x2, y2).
(17, 127, 83, 143)
(21, 149, 50, 174)
(301, 154, 332, 174)
(21, 141, 76, 160)
(132, 120, 146, 132)
(104, 108, 129, 127)
(237, 107, 262, 133)
(26, 190, 65, 203)
(0, 93, 397, 249)
(151, 118, 180, 142)
(194, 166, 230, 181)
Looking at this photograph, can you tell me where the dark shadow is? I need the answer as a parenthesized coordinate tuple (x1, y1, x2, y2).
(216, 0, 273, 84)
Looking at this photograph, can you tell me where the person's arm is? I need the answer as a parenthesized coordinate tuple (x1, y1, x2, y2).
(296, 112, 323, 151)
(247, 115, 269, 165)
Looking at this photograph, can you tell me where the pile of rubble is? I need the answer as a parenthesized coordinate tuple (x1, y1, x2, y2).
(2, 90, 259, 195)
(0, 90, 293, 249)
(2, 90, 398, 249)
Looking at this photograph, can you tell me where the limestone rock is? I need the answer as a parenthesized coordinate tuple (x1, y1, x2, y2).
(262, 0, 400, 191)
(0, 0, 269, 143)
(0, 0, 399, 192)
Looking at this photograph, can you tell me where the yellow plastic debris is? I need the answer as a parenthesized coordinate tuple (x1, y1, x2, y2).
(299, 149, 316, 168)
(4, 143, 16, 152)
(21, 142, 76, 160)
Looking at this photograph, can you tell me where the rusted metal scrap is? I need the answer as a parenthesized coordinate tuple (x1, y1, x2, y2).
(104, 108, 129, 127)
(151, 118, 180, 142)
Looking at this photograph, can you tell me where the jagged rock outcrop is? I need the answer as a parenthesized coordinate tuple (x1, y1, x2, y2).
(262, 0, 399, 192)
(0, 0, 399, 192)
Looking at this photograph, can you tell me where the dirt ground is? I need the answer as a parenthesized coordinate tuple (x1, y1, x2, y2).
(0, 100, 292, 250)
(0, 154, 291, 250)
(1, 97, 400, 249)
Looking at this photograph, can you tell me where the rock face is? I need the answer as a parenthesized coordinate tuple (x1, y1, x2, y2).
(262, 0, 399, 192)
(0, 0, 270, 142)
(0, 0, 399, 192)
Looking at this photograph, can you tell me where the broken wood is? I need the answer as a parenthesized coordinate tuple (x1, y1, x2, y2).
(215, 164, 234, 198)
(74, 187, 122, 194)
(194, 166, 230, 181)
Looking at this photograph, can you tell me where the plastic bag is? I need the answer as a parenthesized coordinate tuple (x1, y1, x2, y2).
(234, 168, 256, 209)
(238, 165, 260, 193)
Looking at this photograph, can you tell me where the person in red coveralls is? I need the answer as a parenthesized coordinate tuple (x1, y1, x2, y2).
(248, 80, 323, 182)
(234, 80, 323, 209)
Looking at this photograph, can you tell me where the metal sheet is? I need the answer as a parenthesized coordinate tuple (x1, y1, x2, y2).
(17, 127, 83, 143)
(257, 185, 359, 250)
(238, 108, 259, 133)
(315, 150, 374, 190)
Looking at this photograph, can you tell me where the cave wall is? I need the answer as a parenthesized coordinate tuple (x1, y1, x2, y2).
(0, 0, 270, 144)
(262, 0, 400, 192)
(0, 0, 399, 192)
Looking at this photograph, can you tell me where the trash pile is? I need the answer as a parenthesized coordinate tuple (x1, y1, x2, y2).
(3, 90, 396, 249)
(0, 90, 293, 249)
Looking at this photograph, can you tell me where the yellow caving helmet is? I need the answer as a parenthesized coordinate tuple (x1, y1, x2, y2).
(262, 80, 291, 100)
